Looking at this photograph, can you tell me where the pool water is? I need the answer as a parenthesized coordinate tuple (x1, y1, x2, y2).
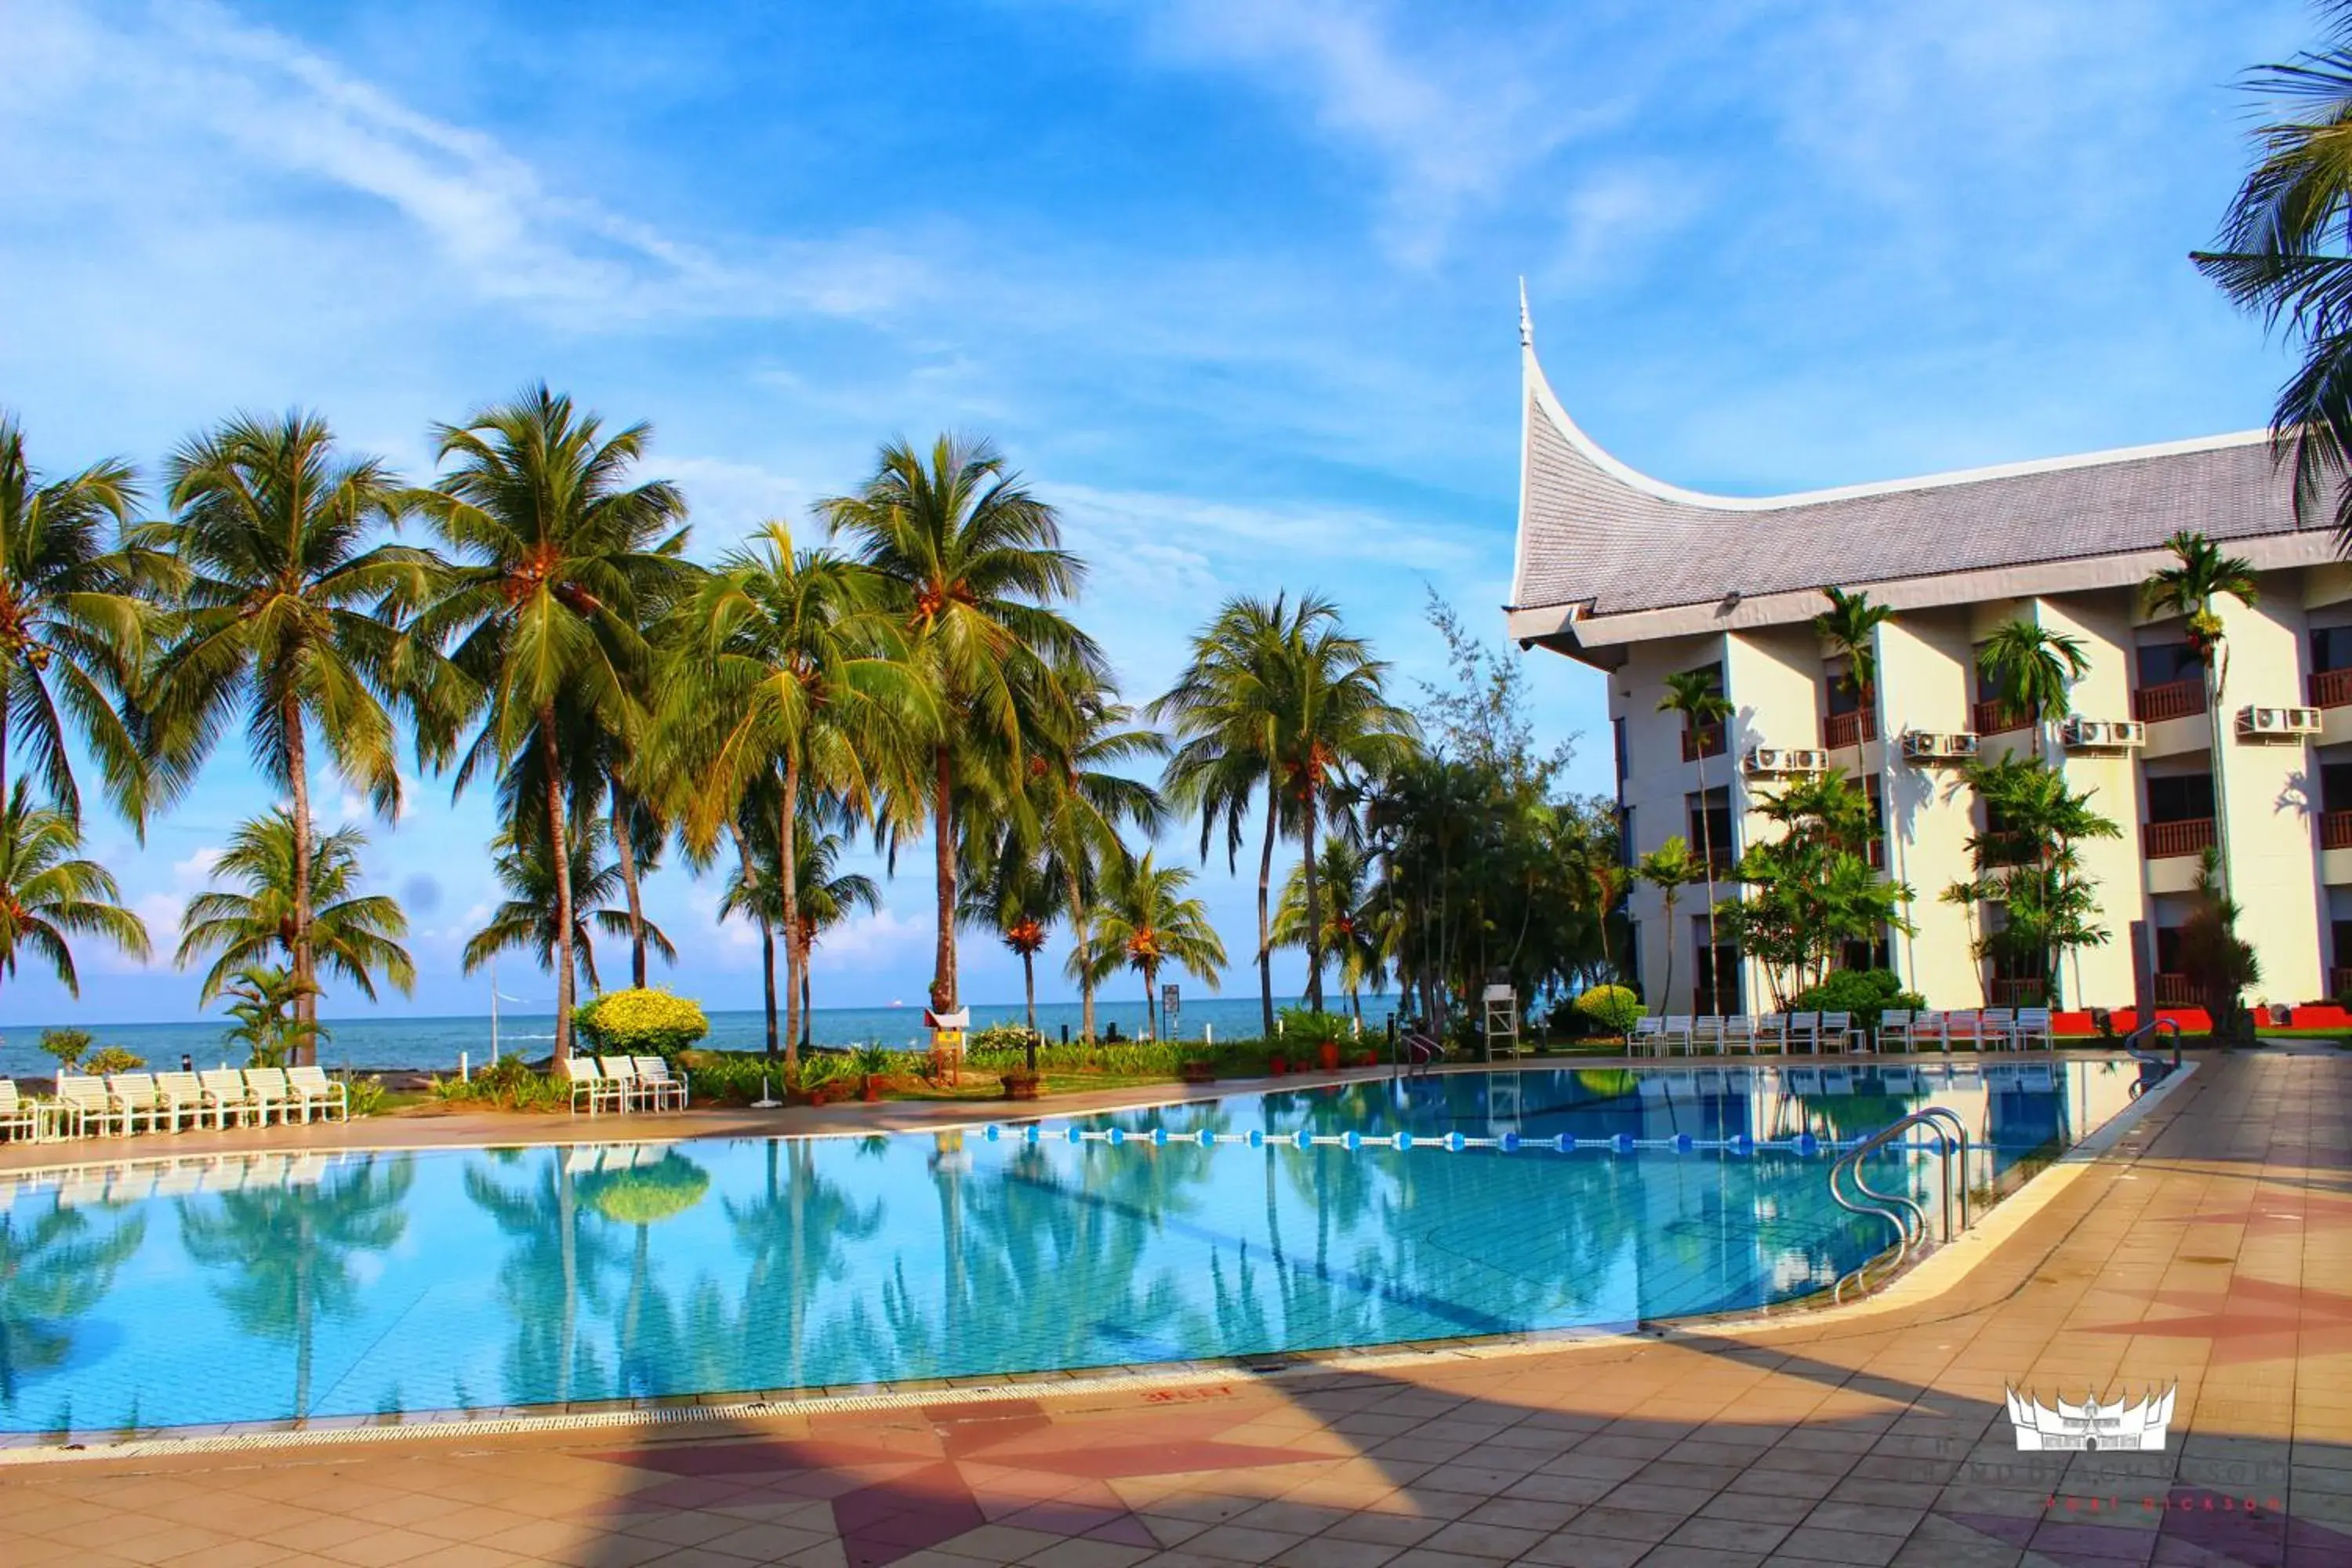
(0, 1060, 2151, 1436)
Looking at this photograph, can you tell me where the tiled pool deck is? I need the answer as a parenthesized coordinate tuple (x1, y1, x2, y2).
(1, 1048, 2347, 1567)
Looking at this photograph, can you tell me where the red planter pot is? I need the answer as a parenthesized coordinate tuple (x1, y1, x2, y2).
(1318, 1042, 1341, 1072)
(1269, 1057, 1287, 1076)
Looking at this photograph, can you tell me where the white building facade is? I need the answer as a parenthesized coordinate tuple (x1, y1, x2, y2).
(1504, 318, 2352, 1015)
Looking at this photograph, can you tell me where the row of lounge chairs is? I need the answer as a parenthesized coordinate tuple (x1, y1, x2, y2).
(0, 1067, 350, 1142)
(1630, 1006, 2055, 1056)
(555, 1055, 689, 1115)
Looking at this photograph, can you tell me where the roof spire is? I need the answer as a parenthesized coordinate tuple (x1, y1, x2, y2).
(1518, 277, 1532, 348)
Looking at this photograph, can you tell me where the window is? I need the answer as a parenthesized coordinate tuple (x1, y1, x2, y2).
(1824, 660, 1861, 717)
(1624, 921, 1642, 999)
(1840, 929, 1893, 972)
(2146, 773, 2216, 824)
(2137, 641, 2201, 688)
(1973, 646, 2003, 705)
(1686, 786, 1733, 871)
(1619, 804, 1636, 869)
(1693, 930, 1742, 1014)
(1673, 662, 1728, 760)
(2327, 764, 2352, 816)
(2316, 626, 2352, 674)
(2156, 925, 2185, 974)
(1613, 716, 1628, 786)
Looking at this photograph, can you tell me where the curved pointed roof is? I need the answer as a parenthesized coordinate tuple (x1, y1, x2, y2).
(1510, 327, 2329, 646)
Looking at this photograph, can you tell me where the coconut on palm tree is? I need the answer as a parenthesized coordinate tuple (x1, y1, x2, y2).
(0, 781, 149, 997)
(147, 413, 438, 1059)
(1657, 667, 1734, 1003)
(1976, 619, 2089, 760)
(2143, 530, 2259, 891)
(670, 522, 929, 1064)
(412, 387, 693, 1058)
(1073, 851, 1227, 1041)
(175, 809, 413, 1005)
(822, 436, 1100, 1018)
(0, 415, 162, 829)
(1635, 836, 1702, 1014)
(463, 817, 671, 995)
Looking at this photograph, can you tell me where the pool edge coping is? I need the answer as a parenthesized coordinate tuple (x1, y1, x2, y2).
(0, 1053, 2188, 1465)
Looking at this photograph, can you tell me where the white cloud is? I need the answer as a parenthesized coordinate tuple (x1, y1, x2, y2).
(812, 908, 930, 967)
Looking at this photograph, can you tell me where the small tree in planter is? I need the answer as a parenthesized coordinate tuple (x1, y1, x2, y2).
(849, 1044, 891, 1102)
(1278, 1007, 1353, 1070)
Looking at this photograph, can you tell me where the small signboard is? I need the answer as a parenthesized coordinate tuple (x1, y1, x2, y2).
(1162, 985, 1181, 1038)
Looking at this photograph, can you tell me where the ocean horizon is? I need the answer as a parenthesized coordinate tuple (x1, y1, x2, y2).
(0, 993, 1400, 1078)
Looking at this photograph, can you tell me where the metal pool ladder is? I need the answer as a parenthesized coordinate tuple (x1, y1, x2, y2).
(1828, 1108, 1971, 1304)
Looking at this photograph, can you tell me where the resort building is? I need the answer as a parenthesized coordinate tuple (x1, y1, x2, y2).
(1505, 308, 2350, 1015)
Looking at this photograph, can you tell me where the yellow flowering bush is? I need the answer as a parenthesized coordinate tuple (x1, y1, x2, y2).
(573, 988, 710, 1056)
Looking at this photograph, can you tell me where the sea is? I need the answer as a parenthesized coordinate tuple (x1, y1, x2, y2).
(0, 994, 1399, 1079)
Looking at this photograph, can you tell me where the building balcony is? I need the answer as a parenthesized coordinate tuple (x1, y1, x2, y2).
(2332, 967, 2352, 1000)
(2144, 818, 2216, 859)
(2327, 811, 2352, 852)
(1971, 699, 2031, 737)
(1681, 724, 1726, 763)
(2315, 667, 2352, 710)
(2132, 678, 2205, 724)
(2153, 973, 2198, 1007)
(1822, 710, 1876, 750)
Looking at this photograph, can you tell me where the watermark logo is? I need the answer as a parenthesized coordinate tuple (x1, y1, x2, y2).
(2005, 1385, 2176, 1451)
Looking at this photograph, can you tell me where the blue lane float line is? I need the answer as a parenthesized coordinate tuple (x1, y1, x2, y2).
(975, 1124, 1937, 1156)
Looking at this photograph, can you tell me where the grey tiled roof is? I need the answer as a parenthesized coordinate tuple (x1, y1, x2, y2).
(1515, 388, 2324, 617)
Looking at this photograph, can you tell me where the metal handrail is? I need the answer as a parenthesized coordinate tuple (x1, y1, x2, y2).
(2125, 1017, 2182, 1073)
(1828, 1108, 1972, 1303)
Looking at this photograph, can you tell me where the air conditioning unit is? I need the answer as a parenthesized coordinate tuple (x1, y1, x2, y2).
(2236, 706, 2322, 740)
(1746, 746, 1829, 775)
(2060, 717, 2147, 750)
(1900, 730, 1980, 762)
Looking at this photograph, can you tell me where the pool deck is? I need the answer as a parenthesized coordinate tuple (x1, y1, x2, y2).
(2, 1047, 2347, 1567)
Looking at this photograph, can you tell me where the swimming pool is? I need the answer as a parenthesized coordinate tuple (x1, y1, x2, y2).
(0, 1059, 2152, 1436)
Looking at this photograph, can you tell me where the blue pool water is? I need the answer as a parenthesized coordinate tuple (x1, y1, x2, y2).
(0, 1060, 2150, 1436)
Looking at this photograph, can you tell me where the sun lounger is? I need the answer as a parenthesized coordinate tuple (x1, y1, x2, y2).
(598, 1056, 648, 1112)
(1786, 1012, 1822, 1054)
(1822, 1011, 1862, 1053)
(285, 1065, 348, 1123)
(1946, 1010, 1985, 1051)
(2015, 1007, 2053, 1048)
(241, 1068, 297, 1125)
(1661, 1015, 1694, 1054)
(633, 1056, 689, 1109)
(1753, 1013, 1788, 1054)
(153, 1070, 209, 1131)
(1630, 1016, 1665, 1056)
(557, 1054, 621, 1115)
(1720, 1017, 1755, 1056)
(1878, 1009, 1915, 1052)
(199, 1069, 259, 1128)
(1690, 1016, 1723, 1055)
(53, 1074, 126, 1138)
(105, 1073, 173, 1134)
(0, 1080, 42, 1142)
(1981, 1007, 2017, 1051)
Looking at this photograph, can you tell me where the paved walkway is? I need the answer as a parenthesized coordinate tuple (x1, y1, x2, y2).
(1, 1050, 2347, 1567)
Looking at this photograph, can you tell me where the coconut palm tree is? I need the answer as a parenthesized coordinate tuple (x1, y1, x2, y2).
(1635, 835, 1701, 1014)
(2144, 530, 2260, 893)
(790, 821, 880, 1053)
(147, 413, 437, 1056)
(1272, 837, 1385, 1018)
(0, 781, 150, 999)
(2192, 8, 2352, 544)
(174, 808, 413, 1006)
(412, 386, 693, 1058)
(0, 416, 161, 830)
(1976, 620, 2089, 760)
(1073, 851, 1227, 1040)
(1030, 672, 1163, 1042)
(822, 437, 1099, 1018)
(1657, 667, 1734, 995)
(214, 963, 320, 1068)
(960, 829, 1059, 1040)
(670, 523, 929, 1062)
(463, 818, 671, 994)
(1813, 586, 1892, 706)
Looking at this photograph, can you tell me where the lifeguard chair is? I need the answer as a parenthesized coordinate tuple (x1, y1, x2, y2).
(1482, 983, 1520, 1062)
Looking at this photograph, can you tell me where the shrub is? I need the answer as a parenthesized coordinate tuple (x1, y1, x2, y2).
(432, 1054, 565, 1112)
(573, 989, 710, 1057)
(83, 1046, 147, 1075)
(343, 1074, 389, 1118)
(38, 1029, 93, 1071)
(970, 1022, 1037, 1054)
(1573, 985, 1644, 1036)
(1787, 969, 1925, 1033)
(849, 1044, 891, 1079)
(1276, 1007, 1354, 1046)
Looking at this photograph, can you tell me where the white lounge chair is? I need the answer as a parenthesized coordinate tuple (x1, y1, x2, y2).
(105, 1073, 172, 1134)
(1720, 1017, 1755, 1056)
(1661, 1015, 1695, 1054)
(1630, 1016, 1666, 1057)
(1878, 1009, 1916, 1053)
(153, 1070, 209, 1132)
(1690, 1016, 1724, 1056)
(633, 1056, 689, 1109)
(0, 1081, 42, 1142)
(1946, 1010, 1985, 1051)
(200, 1069, 259, 1128)
(286, 1065, 348, 1123)
(1981, 1007, 2017, 1051)
(1786, 1012, 1822, 1054)
(1753, 1013, 1788, 1054)
(2015, 1007, 2053, 1049)
(241, 1068, 296, 1125)
(598, 1056, 648, 1112)
(557, 1055, 621, 1115)
(53, 1074, 126, 1138)
(1822, 1011, 1862, 1053)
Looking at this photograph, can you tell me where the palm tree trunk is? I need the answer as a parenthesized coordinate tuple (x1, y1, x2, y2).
(930, 744, 956, 1012)
(1301, 807, 1325, 1013)
(1022, 949, 1036, 1033)
(2205, 652, 2234, 898)
(798, 935, 813, 1052)
(1695, 755, 1718, 1013)
(1067, 867, 1095, 1043)
(1145, 960, 1159, 1040)
(612, 791, 648, 989)
(539, 713, 578, 1058)
(1659, 889, 1679, 1014)
(284, 691, 318, 1066)
(779, 756, 801, 1070)
(1256, 789, 1278, 1036)
(760, 920, 779, 1055)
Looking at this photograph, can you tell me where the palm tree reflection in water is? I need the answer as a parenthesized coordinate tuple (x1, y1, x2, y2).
(0, 1203, 146, 1421)
(177, 1156, 412, 1422)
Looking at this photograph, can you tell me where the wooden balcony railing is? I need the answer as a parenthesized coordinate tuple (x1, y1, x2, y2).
(2314, 666, 2352, 710)
(2144, 818, 2216, 859)
(2132, 678, 2205, 724)
(1681, 724, 1726, 763)
(1971, 699, 2030, 736)
(1822, 710, 1877, 750)
(2325, 810, 2352, 851)
(1987, 977, 2047, 1006)
(2153, 973, 2198, 1006)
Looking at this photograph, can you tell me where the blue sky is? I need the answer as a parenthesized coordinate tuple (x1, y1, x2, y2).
(0, 0, 2314, 1025)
